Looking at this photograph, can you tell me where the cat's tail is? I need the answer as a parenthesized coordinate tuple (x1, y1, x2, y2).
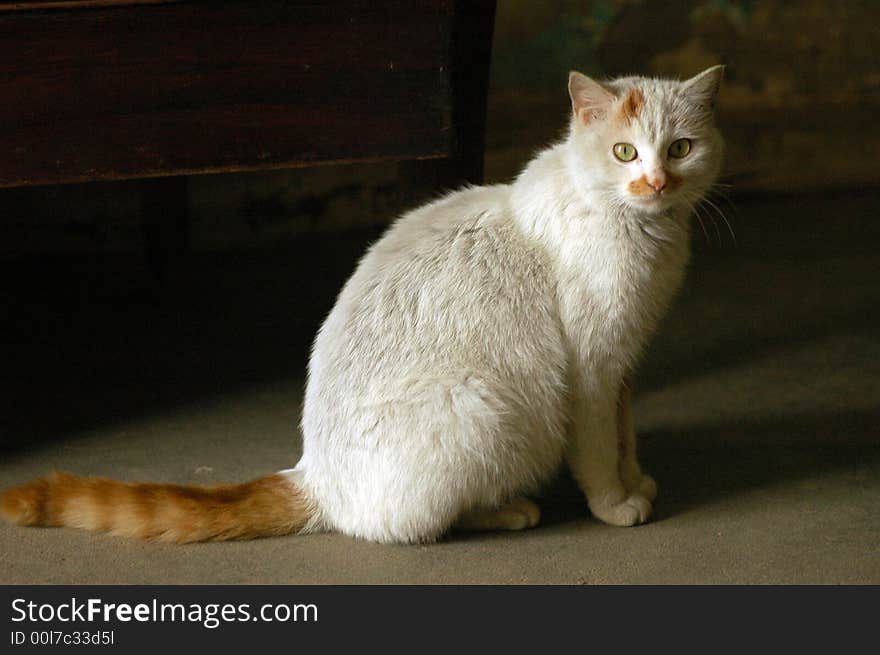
(0, 471, 314, 543)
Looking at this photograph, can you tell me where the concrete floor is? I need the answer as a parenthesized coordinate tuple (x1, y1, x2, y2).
(1, 191, 878, 584)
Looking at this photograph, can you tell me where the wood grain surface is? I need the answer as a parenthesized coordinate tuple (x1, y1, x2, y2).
(0, 0, 458, 187)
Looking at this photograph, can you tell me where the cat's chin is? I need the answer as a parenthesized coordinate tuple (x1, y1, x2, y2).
(625, 193, 675, 214)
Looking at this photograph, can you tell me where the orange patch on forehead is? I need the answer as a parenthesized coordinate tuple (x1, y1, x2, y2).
(618, 88, 644, 124)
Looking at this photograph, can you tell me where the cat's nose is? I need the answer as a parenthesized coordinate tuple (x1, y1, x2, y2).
(647, 176, 667, 193)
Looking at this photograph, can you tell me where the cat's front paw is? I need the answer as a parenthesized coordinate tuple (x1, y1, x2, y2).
(636, 474, 657, 503)
(622, 470, 658, 503)
(589, 493, 652, 527)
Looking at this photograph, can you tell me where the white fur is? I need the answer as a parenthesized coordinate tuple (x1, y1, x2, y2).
(285, 68, 724, 543)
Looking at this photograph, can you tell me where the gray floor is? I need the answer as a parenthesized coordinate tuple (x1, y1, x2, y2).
(2, 192, 878, 584)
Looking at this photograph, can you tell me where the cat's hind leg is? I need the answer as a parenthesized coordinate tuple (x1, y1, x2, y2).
(454, 497, 541, 532)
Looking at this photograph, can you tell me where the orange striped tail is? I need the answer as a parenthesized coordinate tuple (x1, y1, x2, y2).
(0, 471, 313, 543)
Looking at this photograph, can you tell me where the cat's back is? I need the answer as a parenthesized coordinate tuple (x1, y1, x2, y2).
(366, 183, 518, 273)
(309, 183, 564, 395)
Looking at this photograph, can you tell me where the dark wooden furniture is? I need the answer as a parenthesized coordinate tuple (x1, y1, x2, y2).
(1, 0, 496, 275)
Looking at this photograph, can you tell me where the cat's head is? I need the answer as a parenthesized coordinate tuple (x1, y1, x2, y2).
(566, 66, 724, 215)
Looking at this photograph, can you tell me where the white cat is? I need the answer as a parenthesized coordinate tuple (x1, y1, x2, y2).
(0, 67, 724, 544)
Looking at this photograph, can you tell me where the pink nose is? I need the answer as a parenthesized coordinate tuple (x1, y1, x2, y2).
(647, 176, 667, 193)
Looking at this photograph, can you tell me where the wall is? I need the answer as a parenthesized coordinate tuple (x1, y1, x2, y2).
(3, 1, 878, 258)
(487, 0, 880, 192)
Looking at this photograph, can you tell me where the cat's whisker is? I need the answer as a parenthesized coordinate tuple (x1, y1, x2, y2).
(707, 182, 739, 215)
(708, 210, 722, 245)
(699, 207, 720, 247)
(702, 195, 737, 246)
(683, 190, 719, 246)
(711, 188, 741, 232)
(683, 196, 710, 243)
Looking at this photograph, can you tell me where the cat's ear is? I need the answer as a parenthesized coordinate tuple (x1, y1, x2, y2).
(568, 71, 616, 126)
(682, 65, 725, 110)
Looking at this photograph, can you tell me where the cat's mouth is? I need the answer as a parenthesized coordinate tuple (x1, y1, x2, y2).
(625, 173, 685, 213)
(629, 192, 676, 213)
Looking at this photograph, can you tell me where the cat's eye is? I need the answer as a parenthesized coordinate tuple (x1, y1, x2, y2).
(668, 138, 692, 158)
(613, 143, 637, 162)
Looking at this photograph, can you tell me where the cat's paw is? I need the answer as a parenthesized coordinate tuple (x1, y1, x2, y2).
(589, 493, 652, 527)
(455, 497, 541, 532)
(636, 474, 657, 503)
(506, 497, 541, 529)
(622, 470, 658, 502)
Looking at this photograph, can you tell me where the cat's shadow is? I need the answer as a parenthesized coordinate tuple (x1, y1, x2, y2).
(638, 295, 879, 399)
(530, 408, 879, 528)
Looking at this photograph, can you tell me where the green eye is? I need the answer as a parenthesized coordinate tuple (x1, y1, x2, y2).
(613, 143, 637, 162)
(668, 138, 692, 158)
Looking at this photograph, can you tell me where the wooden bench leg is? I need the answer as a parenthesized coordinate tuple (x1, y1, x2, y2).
(403, 1, 495, 195)
(448, 0, 496, 187)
